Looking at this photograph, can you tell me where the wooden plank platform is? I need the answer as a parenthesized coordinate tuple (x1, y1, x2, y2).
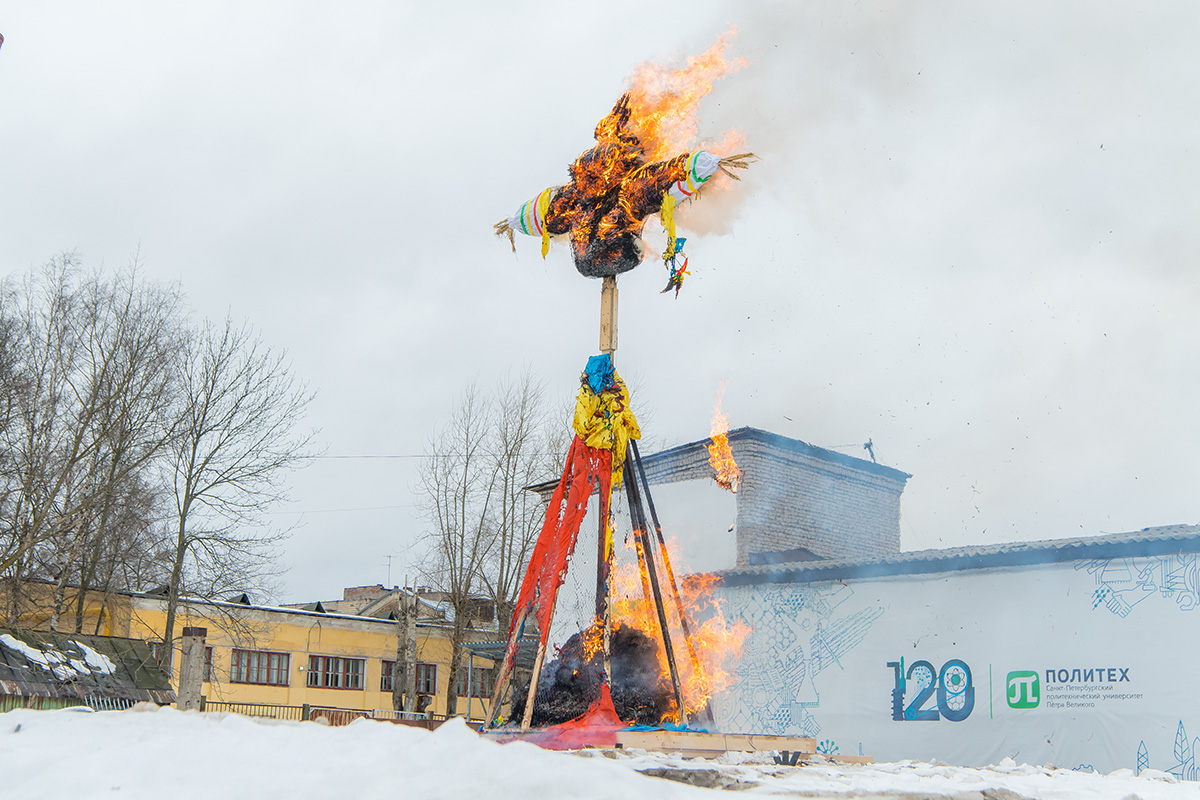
(827, 754, 874, 764)
(481, 727, 869, 761)
(615, 730, 816, 759)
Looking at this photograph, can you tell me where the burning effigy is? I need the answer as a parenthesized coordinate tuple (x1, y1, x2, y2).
(495, 33, 756, 296)
(484, 35, 755, 747)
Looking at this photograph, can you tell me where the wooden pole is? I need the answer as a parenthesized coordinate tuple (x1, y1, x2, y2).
(404, 593, 418, 713)
(599, 276, 618, 355)
(484, 606, 526, 729)
(500, 275, 624, 729)
(630, 441, 716, 724)
(595, 498, 614, 684)
(624, 463, 688, 720)
(177, 626, 207, 711)
(597, 275, 617, 677)
(520, 585, 562, 730)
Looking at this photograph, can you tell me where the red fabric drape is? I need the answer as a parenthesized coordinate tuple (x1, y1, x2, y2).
(495, 684, 622, 751)
(511, 436, 612, 646)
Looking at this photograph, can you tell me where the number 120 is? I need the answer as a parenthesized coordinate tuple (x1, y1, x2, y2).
(887, 659, 974, 722)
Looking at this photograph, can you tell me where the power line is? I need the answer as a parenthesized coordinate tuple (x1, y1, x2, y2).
(313, 454, 425, 459)
(274, 503, 418, 515)
(313, 453, 562, 460)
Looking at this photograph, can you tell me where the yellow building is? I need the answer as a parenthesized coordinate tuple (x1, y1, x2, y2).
(1, 580, 497, 721)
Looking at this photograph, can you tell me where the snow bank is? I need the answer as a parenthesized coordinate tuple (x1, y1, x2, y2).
(0, 707, 1193, 800)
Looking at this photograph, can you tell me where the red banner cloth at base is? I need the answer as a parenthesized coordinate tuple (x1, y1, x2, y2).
(501, 684, 622, 751)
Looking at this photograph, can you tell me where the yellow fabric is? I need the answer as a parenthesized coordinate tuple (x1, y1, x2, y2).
(537, 189, 552, 258)
(572, 371, 641, 487)
(660, 193, 677, 263)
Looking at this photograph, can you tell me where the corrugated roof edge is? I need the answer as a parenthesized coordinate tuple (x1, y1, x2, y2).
(126, 591, 465, 630)
(523, 425, 911, 497)
(729, 427, 910, 481)
(715, 524, 1200, 586)
(0, 629, 175, 704)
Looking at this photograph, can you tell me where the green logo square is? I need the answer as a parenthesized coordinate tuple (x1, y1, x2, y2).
(1006, 670, 1040, 709)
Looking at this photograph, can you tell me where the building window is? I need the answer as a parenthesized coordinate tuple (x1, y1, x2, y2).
(230, 649, 289, 686)
(382, 662, 438, 694)
(455, 666, 494, 698)
(416, 663, 437, 695)
(307, 655, 364, 690)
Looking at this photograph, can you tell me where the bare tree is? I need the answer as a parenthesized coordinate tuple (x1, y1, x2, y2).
(0, 256, 317, 649)
(0, 259, 183, 625)
(159, 316, 316, 665)
(60, 267, 183, 631)
(418, 373, 569, 715)
(418, 384, 498, 716)
(480, 371, 567, 636)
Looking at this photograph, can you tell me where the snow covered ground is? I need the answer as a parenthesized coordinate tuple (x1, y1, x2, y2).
(0, 706, 1194, 800)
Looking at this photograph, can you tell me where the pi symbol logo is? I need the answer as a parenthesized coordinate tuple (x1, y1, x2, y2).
(1006, 670, 1040, 709)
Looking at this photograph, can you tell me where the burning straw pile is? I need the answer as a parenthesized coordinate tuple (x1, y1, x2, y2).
(509, 624, 674, 728)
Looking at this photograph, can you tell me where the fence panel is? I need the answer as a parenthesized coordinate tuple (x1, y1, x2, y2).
(200, 700, 306, 721)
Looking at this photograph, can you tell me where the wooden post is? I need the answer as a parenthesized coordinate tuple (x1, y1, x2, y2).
(467, 652, 475, 721)
(630, 441, 716, 724)
(597, 274, 618, 677)
(177, 626, 207, 711)
(392, 591, 418, 713)
(595, 501, 614, 684)
(483, 606, 526, 729)
(520, 639, 549, 730)
(624, 467, 688, 720)
(521, 583, 562, 730)
(599, 276, 618, 354)
(403, 593, 418, 712)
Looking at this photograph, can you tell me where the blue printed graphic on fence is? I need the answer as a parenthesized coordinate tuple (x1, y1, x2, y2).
(1079, 554, 1199, 616)
(1138, 720, 1199, 780)
(710, 582, 883, 737)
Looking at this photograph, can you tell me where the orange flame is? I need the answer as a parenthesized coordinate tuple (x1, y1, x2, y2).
(535, 30, 747, 278)
(599, 537, 749, 723)
(707, 381, 741, 493)
(625, 29, 748, 162)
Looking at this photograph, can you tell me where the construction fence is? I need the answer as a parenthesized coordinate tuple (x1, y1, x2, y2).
(197, 698, 476, 729)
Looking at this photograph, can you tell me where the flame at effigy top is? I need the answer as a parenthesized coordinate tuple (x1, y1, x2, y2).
(495, 33, 756, 295)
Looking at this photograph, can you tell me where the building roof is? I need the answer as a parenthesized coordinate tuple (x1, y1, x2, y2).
(462, 637, 540, 671)
(127, 589, 485, 634)
(0, 629, 175, 704)
(716, 524, 1200, 586)
(648, 426, 911, 483)
(525, 426, 910, 499)
(356, 591, 449, 622)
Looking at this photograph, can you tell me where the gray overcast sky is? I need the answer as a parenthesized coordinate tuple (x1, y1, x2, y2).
(3, 1, 1197, 603)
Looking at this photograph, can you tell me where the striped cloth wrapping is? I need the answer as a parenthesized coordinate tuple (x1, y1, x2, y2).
(666, 151, 721, 203)
(506, 186, 555, 257)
